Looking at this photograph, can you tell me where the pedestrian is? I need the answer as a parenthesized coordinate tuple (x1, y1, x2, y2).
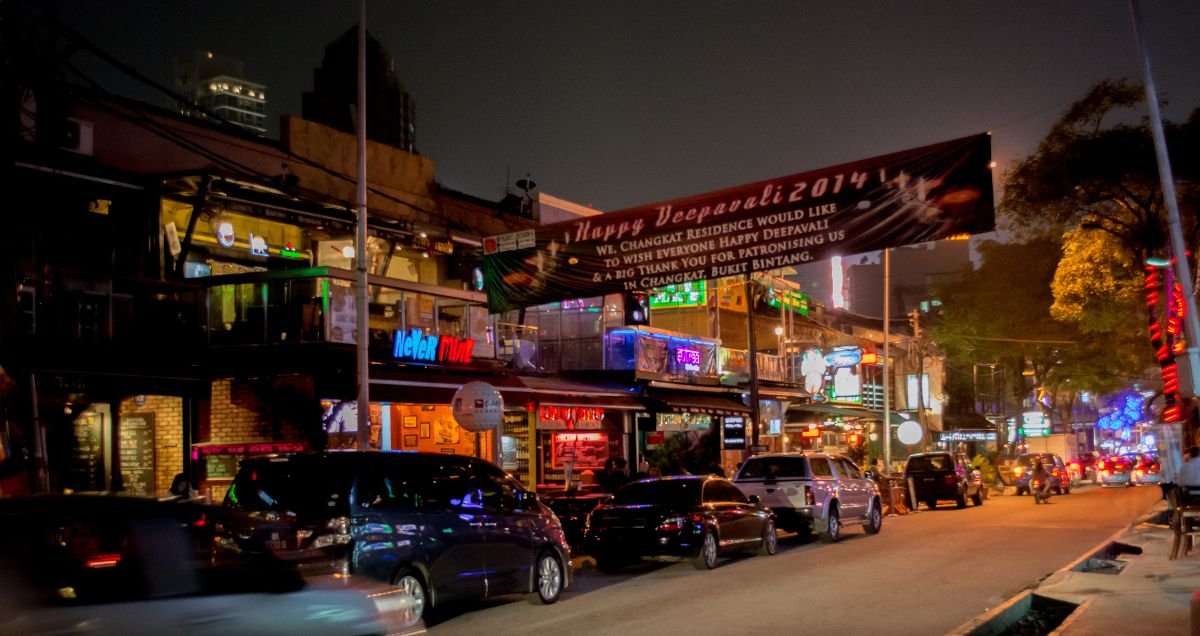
(168, 473, 198, 501)
(1177, 447, 1200, 504)
(598, 457, 629, 492)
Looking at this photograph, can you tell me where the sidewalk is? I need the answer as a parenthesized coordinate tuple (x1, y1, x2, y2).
(1036, 499, 1200, 635)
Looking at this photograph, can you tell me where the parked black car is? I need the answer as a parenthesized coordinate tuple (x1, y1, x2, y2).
(220, 451, 571, 626)
(583, 475, 777, 572)
(0, 495, 413, 635)
(903, 451, 984, 509)
(540, 490, 610, 550)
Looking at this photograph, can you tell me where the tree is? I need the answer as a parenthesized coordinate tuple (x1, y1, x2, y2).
(931, 237, 1148, 436)
(1003, 78, 1200, 272)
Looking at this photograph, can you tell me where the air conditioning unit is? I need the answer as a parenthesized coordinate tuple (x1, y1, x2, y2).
(61, 117, 94, 156)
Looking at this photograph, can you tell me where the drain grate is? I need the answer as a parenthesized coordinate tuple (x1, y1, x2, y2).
(1070, 541, 1142, 575)
(964, 592, 1079, 636)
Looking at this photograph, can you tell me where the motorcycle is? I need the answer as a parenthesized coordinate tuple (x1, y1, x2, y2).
(1032, 478, 1052, 504)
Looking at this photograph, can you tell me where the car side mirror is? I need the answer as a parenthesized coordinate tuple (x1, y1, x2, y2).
(747, 494, 761, 505)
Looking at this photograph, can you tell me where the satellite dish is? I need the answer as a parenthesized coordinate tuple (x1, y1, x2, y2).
(515, 176, 537, 192)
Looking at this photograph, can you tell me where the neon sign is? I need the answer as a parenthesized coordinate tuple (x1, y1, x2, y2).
(676, 348, 701, 372)
(1146, 265, 1184, 422)
(650, 281, 707, 308)
(539, 406, 606, 430)
(825, 346, 862, 368)
(392, 329, 474, 364)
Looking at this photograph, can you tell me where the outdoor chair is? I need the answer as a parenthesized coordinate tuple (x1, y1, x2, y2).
(1168, 487, 1200, 560)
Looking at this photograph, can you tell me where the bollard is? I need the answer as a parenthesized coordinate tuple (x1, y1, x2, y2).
(908, 477, 920, 514)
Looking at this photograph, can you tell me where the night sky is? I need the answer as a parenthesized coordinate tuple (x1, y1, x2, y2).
(50, 1, 1200, 213)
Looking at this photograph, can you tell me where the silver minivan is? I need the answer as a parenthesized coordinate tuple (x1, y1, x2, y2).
(733, 452, 882, 543)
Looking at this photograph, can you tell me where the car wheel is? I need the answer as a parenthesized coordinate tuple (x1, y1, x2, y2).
(955, 491, 967, 509)
(925, 499, 937, 510)
(971, 491, 983, 506)
(692, 529, 719, 569)
(392, 568, 428, 628)
(757, 519, 778, 556)
(529, 551, 563, 605)
(864, 500, 883, 535)
(819, 506, 841, 544)
(1016, 487, 1026, 496)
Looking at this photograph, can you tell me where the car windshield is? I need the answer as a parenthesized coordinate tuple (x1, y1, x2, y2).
(225, 457, 353, 517)
(906, 455, 953, 471)
(611, 479, 702, 506)
(1016, 455, 1047, 468)
(738, 457, 810, 480)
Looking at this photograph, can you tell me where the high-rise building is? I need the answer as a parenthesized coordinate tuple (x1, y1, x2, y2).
(302, 28, 416, 153)
(174, 51, 267, 134)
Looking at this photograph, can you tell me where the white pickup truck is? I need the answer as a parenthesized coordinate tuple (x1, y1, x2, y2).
(733, 451, 883, 543)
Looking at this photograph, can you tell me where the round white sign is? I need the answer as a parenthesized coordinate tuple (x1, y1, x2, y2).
(897, 420, 924, 445)
(452, 382, 504, 432)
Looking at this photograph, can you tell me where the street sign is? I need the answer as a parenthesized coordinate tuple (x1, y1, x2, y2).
(749, 444, 770, 453)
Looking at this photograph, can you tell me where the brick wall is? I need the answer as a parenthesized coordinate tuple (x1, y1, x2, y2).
(118, 395, 182, 498)
(202, 376, 314, 501)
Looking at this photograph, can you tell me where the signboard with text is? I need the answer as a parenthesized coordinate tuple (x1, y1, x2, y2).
(483, 134, 993, 312)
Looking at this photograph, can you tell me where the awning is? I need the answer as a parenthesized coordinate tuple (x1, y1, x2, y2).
(645, 389, 750, 416)
(942, 411, 997, 430)
(789, 402, 909, 425)
(368, 370, 644, 410)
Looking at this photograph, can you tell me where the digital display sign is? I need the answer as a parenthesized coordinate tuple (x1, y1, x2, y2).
(722, 415, 747, 450)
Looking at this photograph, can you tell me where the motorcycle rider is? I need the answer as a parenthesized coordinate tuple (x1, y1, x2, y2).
(1031, 457, 1051, 502)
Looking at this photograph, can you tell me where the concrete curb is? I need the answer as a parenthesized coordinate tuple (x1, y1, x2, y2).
(947, 499, 1162, 635)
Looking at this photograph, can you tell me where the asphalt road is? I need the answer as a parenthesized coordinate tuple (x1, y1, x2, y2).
(425, 483, 1160, 636)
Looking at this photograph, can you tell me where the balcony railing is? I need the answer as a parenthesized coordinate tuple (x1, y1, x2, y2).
(202, 267, 501, 361)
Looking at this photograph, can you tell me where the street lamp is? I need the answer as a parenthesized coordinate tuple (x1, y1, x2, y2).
(774, 325, 784, 354)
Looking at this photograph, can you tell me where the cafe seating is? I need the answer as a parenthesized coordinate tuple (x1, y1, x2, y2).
(1168, 486, 1200, 560)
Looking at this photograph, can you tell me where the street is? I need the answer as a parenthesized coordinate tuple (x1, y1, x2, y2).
(426, 484, 1160, 636)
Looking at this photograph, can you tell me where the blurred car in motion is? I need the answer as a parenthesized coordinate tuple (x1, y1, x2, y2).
(1127, 453, 1162, 486)
(221, 451, 570, 626)
(1097, 455, 1134, 487)
(1076, 451, 1101, 484)
(584, 475, 777, 572)
(1010, 453, 1069, 495)
(0, 495, 416, 635)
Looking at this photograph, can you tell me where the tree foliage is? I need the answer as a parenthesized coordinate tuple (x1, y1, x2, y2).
(1002, 79, 1200, 266)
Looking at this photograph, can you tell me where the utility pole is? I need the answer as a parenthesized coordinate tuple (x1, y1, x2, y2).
(910, 309, 928, 450)
(354, 0, 371, 450)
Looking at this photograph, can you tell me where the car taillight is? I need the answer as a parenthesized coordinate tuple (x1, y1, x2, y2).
(1098, 460, 1107, 470)
(1070, 463, 1081, 472)
(1135, 469, 1144, 477)
(804, 485, 815, 506)
(1101, 470, 1110, 477)
(657, 513, 703, 532)
(944, 474, 958, 485)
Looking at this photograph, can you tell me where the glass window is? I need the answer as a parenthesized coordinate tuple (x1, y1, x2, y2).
(474, 464, 523, 512)
(906, 454, 953, 471)
(838, 459, 863, 480)
(737, 457, 809, 480)
(611, 479, 702, 506)
(703, 480, 747, 503)
(809, 458, 834, 478)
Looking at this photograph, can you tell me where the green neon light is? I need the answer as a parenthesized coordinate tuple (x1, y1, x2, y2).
(649, 280, 707, 308)
(768, 290, 810, 315)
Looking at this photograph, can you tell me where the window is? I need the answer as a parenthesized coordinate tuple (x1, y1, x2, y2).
(809, 458, 834, 478)
(837, 459, 863, 480)
(738, 457, 809, 480)
(703, 480, 747, 503)
(474, 464, 522, 512)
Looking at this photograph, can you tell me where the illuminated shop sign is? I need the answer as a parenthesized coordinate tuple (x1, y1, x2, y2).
(1021, 411, 1049, 437)
(650, 281, 707, 308)
(539, 406, 606, 430)
(551, 432, 608, 469)
(676, 348, 702, 372)
(392, 328, 474, 364)
(249, 233, 269, 257)
(824, 346, 863, 368)
(722, 415, 747, 450)
(216, 221, 236, 248)
(938, 431, 997, 443)
(766, 289, 810, 315)
(281, 242, 304, 259)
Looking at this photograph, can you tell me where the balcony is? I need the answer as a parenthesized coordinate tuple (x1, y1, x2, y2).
(202, 267, 501, 362)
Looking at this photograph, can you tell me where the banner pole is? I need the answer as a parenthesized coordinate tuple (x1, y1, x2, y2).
(883, 248, 892, 475)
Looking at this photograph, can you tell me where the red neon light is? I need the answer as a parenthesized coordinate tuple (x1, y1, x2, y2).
(553, 432, 604, 442)
(85, 554, 122, 569)
(800, 429, 821, 438)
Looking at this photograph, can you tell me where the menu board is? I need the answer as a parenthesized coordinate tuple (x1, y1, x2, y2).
(550, 432, 608, 470)
(204, 455, 240, 480)
(69, 413, 104, 491)
(722, 415, 747, 450)
(119, 413, 156, 496)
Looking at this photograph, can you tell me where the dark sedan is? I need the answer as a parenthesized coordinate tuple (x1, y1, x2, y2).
(583, 475, 777, 572)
